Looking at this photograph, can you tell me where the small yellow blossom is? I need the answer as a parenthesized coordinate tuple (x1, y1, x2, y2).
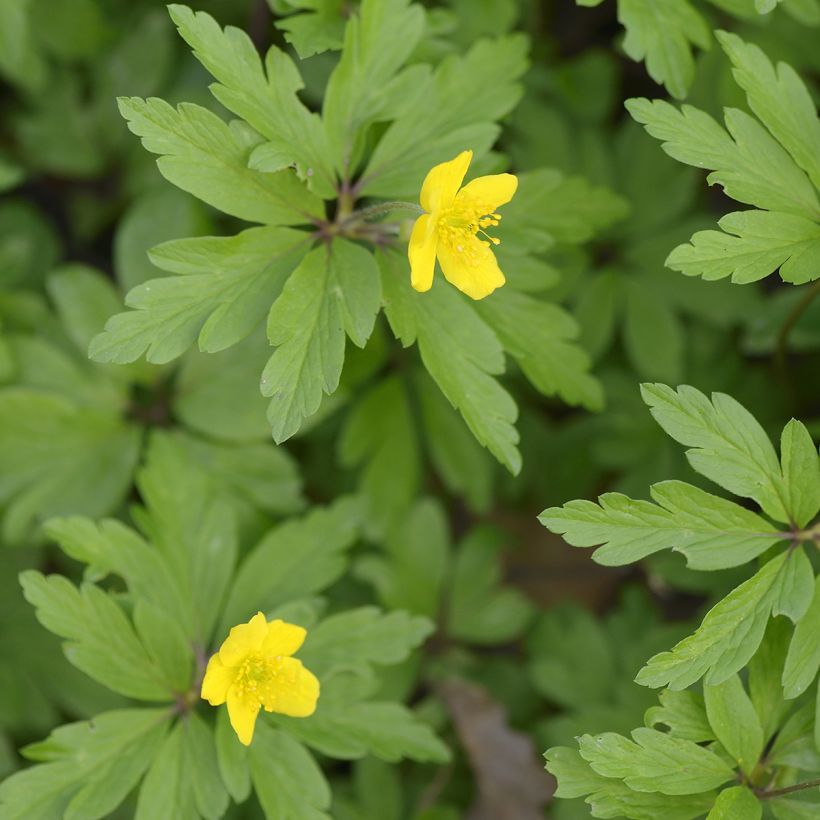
(201, 611, 319, 746)
(408, 149, 517, 300)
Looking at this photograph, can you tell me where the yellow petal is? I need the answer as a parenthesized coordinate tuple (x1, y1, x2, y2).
(408, 214, 438, 293)
(437, 239, 505, 300)
(262, 619, 307, 657)
(227, 685, 261, 746)
(201, 654, 235, 705)
(219, 611, 268, 667)
(266, 657, 320, 717)
(456, 173, 518, 211)
(420, 150, 472, 213)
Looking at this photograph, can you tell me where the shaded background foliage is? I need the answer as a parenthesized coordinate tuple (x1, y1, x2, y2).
(0, 0, 819, 818)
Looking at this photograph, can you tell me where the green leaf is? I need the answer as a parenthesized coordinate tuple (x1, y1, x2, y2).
(133, 601, 194, 693)
(636, 550, 802, 689)
(20, 571, 173, 701)
(640, 383, 789, 523)
(783, 577, 820, 698)
(780, 419, 820, 528)
(277, 669, 449, 763)
(44, 516, 189, 634)
(299, 607, 433, 677)
(168, 4, 335, 198)
(90, 226, 308, 364)
(414, 370, 493, 512)
(355, 499, 449, 619)
(476, 288, 603, 411)
(703, 674, 764, 776)
(249, 724, 331, 819)
(748, 618, 791, 741)
(46, 266, 124, 354)
(135, 714, 228, 820)
(214, 709, 250, 803)
(380, 250, 520, 473)
(220, 497, 361, 633)
(117, 96, 323, 224)
(541, 480, 784, 569)
(717, 31, 820, 191)
(323, 0, 425, 176)
(0, 388, 140, 544)
(339, 375, 420, 538)
(0, 709, 168, 820)
(0, 0, 46, 93)
(707, 787, 761, 820)
(360, 35, 527, 199)
(136, 433, 238, 643)
(617, 0, 711, 100)
(114, 188, 209, 291)
(262, 240, 381, 442)
(545, 746, 717, 819)
(666, 210, 820, 285)
(645, 690, 714, 742)
(577, 727, 734, 794)
(274, 6, 346, 59)
(626, 99, 820, 219)
(448, 527, 534, 643)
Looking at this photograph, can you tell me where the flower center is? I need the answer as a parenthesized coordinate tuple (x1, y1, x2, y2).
(437, 197, 502, 266)
(234, 652, 289, 709)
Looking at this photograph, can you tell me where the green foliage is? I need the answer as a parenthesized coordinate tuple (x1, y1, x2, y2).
(628, 32, 820, 285)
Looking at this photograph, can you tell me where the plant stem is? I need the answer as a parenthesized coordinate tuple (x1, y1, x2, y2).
(347, 200, 423, 224)
(758, 777, 820, 799)
(775, 278, 820, 372)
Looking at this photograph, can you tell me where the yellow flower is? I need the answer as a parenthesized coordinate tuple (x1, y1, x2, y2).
(408, 149, 517, 300)
(201, 612, 319, 746)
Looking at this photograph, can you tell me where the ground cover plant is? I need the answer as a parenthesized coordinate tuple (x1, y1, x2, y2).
(0, 0, 819, 817)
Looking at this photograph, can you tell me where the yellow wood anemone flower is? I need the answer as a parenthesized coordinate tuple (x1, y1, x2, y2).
(201, 612, 319, 746)
(408, 149, 518, 300)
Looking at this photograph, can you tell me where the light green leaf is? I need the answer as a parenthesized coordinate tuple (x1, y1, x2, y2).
(380, 250, 520, 473)
(168, 4, 335, 197)
(717, 31, 820, 190)
(323, 0, 425, 176)
(578, 727, 734, 795)
(545, 746, 716, 820)
(780, 419, 820, 528)
(703, 674, 764, 776)
(136, 433, 238, 644)
(360, 36, 527, 199)
(135, 714, 228, 820)
(355, 499, 449, 619)
(277, 670, 449, 763)
(476, 288, 603, 411)
(214, 709, 250, 804)
(46, 266, 124, 354)
(90, 226, 308, 364)
(263, 240, 381, 442)
(220, 497, 361, 633)
(20, 571, 172, 701)
(0, 389, 140, 544)
(0, 709, 168, 820)
(626, 98, 820, 219)
(541, 480, 784, 569)
(414, 370, 493, 512)
(114, 188, 209, 291)
(645, 690, 714, 742)
(636, 551, 800, 689)
(133, 601, 194, 693)
(448, 527, 534, 643)
(666, 210, 820, 285)
(783, 577, 820, 698)
(640, 383, 789, 523)
(249, 723, 331, 820)
(617, 0, 711, 100)
(299, 607, 433, 677)
(339, 375, 421, 538)
(117, 96, 323, 224)
(707, 787, 761, 820)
